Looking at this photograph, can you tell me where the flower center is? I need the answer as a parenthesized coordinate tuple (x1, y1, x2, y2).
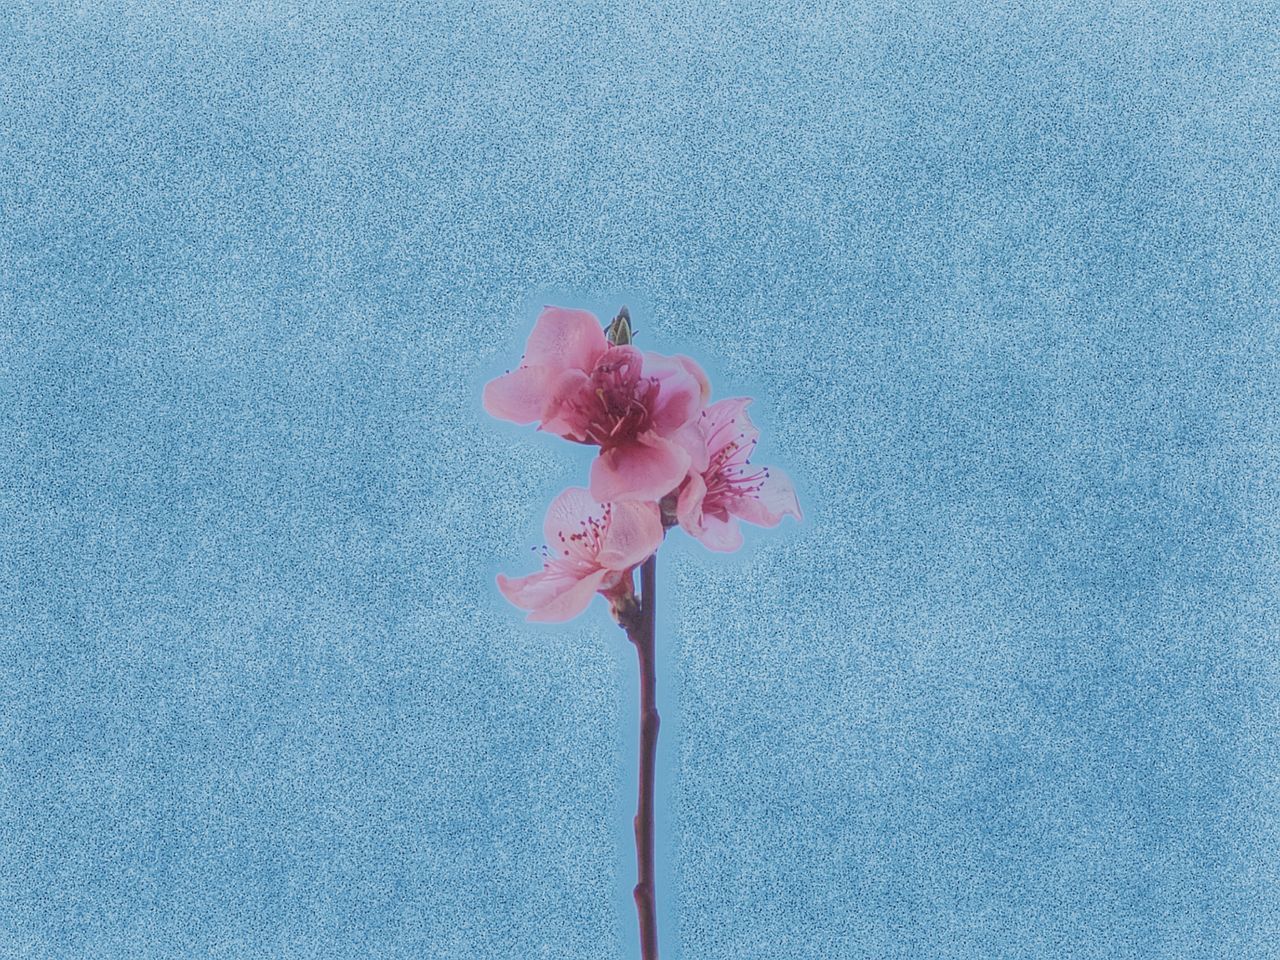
(564, 348, 659, 451)
(702, 432, 769, 519)
(540, 504, 612, 571)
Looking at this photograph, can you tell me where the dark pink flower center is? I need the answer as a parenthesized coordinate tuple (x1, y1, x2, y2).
(564, 349, 660, 451)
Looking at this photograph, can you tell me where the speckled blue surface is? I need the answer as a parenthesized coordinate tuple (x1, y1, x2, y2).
(3, 2, 1279, 958)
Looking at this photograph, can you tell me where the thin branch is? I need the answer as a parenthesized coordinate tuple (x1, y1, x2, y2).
(622, 552, 660, 959)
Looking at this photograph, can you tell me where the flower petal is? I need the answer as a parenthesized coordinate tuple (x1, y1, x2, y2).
(524, 306, 608, 374)
(598, 500, 663, 570)
(482, 365, 555, 424)
(702, 397, 758, 453)
(642, 351, 703, 434)
(674, 354, 712, 406)
(670, 421, 709, 474)
(497, 569, 566, 611)
(731, 466, 802, 527)
(589, 434, 691, 502)
(694, 514, 744, 552)
(539, 368, 593, 440)
(676, 471, 707, 534)
(497, 567, 610, 622)
(527, 568, 610, 622)
(543, 487, 607, 560)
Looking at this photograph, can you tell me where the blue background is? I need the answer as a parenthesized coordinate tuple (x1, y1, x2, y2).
(3, 1, 1278, 957)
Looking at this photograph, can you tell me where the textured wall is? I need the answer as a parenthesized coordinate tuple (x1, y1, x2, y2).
(2, 1, 1278, 957)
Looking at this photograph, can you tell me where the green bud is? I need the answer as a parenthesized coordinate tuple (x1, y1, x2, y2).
(606, 306, 632, 346)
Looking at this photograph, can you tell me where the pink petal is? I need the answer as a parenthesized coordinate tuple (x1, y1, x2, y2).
(543, 487, 607, 560)
(596, 344, 645, 390)
(589, 433, 691, 502)
(497, 568, 610, 623)
(642, 351, 702, 434)
(694, 514, 745, 552)
(482, 365, 555, 424)
(539, 368, 593, 440)
(597, 501, 663, 570)
(731, 466, 802, 527)
(674, 354, 712, 406)
(702, 397, 758, 454)
(676, 472, 743, 551)
(527, 568, 610, 622)
(670, 422, 709, 474)
(497, 569, 567, 610)
(524, 306, 608, 374)
(676, 471, 707, 534)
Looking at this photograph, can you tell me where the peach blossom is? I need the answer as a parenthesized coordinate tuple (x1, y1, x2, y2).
(676, 398, 801, 552)
(497, 487, 663, 622)
(484, 307, 708, 502)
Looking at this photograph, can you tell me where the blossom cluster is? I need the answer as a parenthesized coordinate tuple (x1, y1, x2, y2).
(484, 306, 801, 622)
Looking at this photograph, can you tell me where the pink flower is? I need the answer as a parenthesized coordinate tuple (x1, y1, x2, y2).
(676, 398, 802, 552)
(483, 306, 709, 502)
(497, 487, 663, 622)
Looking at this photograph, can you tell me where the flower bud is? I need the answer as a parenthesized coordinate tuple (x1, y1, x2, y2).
(606, 306, 633, 346)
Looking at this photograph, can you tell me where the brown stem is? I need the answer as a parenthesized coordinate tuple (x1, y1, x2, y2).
(623, 552, 660, 959)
